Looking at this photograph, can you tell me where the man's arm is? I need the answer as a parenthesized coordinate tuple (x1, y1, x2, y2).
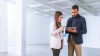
(76, 17, 87, 34)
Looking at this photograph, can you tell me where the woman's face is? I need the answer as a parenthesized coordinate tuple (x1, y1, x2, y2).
(58, 15, 63, 22)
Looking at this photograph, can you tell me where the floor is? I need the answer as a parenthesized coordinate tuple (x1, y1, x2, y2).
(0, 44, 100, 56)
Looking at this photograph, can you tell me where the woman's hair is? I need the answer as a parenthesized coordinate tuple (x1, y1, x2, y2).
(54, 11, 63, 29)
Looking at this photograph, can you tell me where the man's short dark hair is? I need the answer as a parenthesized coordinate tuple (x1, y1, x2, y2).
(72, 5, 79, 10)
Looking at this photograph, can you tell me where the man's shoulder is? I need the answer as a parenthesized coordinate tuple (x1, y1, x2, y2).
(78, 15, 86, 22)
(79, 15, 85, 19)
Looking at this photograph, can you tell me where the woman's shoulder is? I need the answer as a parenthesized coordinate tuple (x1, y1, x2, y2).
(50, 21, 56, 28)
(50, 21, 55, 25)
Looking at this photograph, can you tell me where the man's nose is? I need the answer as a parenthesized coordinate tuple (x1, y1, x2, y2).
(72, 13, 74, 15)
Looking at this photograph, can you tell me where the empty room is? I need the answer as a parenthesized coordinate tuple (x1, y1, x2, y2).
(0, 0, 100, 56)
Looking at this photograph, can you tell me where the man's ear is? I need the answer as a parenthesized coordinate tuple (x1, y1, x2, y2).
(78, 10, 79, 13)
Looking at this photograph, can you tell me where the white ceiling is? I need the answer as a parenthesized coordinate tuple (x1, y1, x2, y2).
(8, 0, 100, 16)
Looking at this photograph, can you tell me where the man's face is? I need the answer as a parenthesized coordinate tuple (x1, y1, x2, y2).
(72, 9, 79, 17)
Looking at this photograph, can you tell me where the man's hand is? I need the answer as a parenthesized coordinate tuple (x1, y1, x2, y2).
(67, 28, 77, 33)
(67, 28, 72, 32)
(71, 28, 77, 33)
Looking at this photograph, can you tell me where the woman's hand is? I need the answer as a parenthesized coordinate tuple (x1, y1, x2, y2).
(62, 26, 66, 29)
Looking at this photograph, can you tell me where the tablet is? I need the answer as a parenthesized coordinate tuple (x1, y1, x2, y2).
(66, 27, 76, 30)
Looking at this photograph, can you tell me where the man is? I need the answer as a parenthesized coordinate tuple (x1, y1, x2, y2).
(65, 5, 87, 56)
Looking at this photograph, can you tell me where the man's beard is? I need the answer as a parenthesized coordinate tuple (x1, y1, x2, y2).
(72, 15, 76, 18)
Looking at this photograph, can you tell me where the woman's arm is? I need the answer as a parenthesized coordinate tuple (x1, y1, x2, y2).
(50, 22, 64, 36)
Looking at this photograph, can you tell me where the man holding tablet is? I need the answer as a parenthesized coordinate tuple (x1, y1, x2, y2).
(65, 5, 87, 56)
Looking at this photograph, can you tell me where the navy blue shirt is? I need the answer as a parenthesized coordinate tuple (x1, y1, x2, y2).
(72, 18, 77, 27)
(65, 14, 87, 44)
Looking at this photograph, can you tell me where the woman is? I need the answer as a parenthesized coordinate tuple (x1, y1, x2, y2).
(50, 11, 65, 56)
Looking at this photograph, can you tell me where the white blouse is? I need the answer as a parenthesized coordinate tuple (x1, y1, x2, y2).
(50, 21, 64, 49)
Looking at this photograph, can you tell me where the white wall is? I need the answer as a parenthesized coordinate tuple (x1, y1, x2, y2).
(7, 2, 16, 46)
(7, 2, 50, 45)
(0, 0, 8, 52)
(26, 9, 50, 45)
(82, 14, 100, 48)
